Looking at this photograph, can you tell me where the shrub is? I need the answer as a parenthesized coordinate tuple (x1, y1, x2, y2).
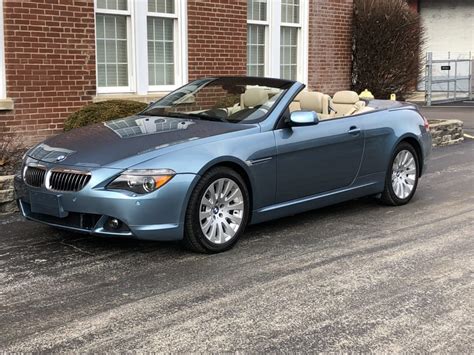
(352, 0, 424, 100)
(64, 100, 148, 131)
(0, 133, 24, 175)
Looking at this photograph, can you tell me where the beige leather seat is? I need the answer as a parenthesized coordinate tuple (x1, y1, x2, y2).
(289, 91, 303, 113)
(240, 87, 269, 109)
(300, 92, 332, 119)
(331, 91, 366, 117)
(290, 91, 333, 120)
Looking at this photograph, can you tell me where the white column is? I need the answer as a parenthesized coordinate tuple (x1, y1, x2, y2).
(268, 0, 281, 78)
(133, 0, 149, 95)
(0, 0, 6, 99)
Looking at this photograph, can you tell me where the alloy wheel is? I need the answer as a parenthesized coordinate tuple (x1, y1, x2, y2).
(199, 178, 245, 244)
(391, 149, 417, 199)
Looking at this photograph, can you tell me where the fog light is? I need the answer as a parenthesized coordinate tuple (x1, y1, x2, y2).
(107, 218, 122, 230)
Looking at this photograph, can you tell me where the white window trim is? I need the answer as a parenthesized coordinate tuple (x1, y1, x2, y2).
(147, 0, 188, 93)
(247, 17, 270, 77)
(0, 0, 6, 100)
(247, 0, 308, 84)
(94, 0, 187, 96)
(95, 0, 135, 94)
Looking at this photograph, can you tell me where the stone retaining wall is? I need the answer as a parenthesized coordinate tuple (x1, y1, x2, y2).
(429, 119, 464, 147)
(0, 175, 18, 215)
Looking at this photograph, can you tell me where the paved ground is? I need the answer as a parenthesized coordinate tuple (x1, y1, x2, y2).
(1, 140, 473, 352)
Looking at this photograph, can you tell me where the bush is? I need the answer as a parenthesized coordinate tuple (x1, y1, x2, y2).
(352, 0, 424, 100)
(0, 133, 25, 175)
(64, 100, 148, 131)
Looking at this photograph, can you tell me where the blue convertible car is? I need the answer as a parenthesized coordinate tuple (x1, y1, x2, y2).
(15, 77, 432, 252)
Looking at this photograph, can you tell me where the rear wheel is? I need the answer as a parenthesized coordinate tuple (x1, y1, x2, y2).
(183, 167, 249, 253)
(380, 142, 419, 206)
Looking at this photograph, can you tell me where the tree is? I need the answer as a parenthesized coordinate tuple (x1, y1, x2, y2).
(352, 0, 424, 100)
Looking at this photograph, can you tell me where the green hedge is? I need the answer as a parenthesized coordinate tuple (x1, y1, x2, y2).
(64, 100, 148, 131)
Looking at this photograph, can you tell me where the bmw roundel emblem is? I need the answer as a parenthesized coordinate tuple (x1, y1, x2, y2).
(55, 155, 67, 162)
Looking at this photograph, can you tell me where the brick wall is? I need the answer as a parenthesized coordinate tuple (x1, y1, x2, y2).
(0, 0, 96, 146)
(187, 0, 247, 80)
(308, 0, 354, 95)
(0, 0, 355, 146)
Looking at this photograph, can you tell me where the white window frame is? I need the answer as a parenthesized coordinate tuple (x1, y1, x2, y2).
(94, 0, 187, 95)
(146, 0, 187, 93)
(0, 0, 6, 99)
(247, 0, 270, 77)
(246, 0, 308, 84)
(95, 0, 135, 94)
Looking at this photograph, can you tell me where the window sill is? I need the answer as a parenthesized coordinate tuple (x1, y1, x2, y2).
(0, 98, 14, 111)
(93, 92, 169, 104)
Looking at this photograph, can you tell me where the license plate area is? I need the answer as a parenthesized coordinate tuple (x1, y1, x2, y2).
(30, 191, 68, 218)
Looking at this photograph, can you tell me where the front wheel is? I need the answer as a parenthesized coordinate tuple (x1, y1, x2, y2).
(380, 142, 419, 206)
(183, 167, 249, 253)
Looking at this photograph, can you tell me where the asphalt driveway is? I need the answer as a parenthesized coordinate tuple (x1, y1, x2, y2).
(1, 140, 473, 352)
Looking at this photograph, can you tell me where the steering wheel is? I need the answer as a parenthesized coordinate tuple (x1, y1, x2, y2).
(200, 108, 229, 122)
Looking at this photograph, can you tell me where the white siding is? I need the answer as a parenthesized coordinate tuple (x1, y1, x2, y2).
(420, 0, 474, 57)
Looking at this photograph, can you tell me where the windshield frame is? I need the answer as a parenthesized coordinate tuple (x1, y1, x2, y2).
(141, 77, 296, 124)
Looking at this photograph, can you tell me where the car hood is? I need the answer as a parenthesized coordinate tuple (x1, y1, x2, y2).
(28, 115, 253, 168)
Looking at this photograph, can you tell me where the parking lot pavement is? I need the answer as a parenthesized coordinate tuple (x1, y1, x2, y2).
(1, 140, 473, 352)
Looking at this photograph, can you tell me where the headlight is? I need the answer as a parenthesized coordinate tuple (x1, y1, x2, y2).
(107, 169, 175, 194)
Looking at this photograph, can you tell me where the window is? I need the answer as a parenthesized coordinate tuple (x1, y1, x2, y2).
(147, 0, 178, 88)
(94, 0, 187, 95)
(246, 0, 308, 83)
(247, 25, 266, 76)
(247, 0, 268, 76)
(96, 0, 131, 92)
(0, 0, 6, 100)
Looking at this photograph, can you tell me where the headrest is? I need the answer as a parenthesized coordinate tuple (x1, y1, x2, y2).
(293, 91, 304, 102)
(242, 87, 269, 108)
(332, 90, 360, 104)
(299, 92, 324, 113)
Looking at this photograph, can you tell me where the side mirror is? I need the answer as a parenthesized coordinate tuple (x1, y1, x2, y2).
(290, 111, 319, 126)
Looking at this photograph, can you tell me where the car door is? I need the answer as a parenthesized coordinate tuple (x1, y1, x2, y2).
(274, 115, 365, 203)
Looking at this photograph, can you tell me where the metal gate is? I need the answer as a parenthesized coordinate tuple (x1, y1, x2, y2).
(424, 52, 473, 106)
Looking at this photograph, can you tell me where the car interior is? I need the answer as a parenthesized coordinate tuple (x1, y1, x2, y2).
(164, 84, 375, 124)
(229, 87, 375, 122)
(289, 90, 375, 119)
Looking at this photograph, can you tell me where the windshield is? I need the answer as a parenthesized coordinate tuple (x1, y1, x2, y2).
(142, 77, 293, 124)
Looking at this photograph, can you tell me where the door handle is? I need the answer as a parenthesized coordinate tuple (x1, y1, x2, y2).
(348, 126, 361, 135)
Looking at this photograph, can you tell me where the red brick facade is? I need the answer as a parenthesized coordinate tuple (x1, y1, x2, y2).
(0, 0, 96, 146)
(308, 0, 353, 94)
(0, 0, 354, 146)
(187, 0, 247, 80)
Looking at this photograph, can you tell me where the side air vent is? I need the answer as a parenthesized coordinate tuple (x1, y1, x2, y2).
(24, 166, 46, 188)
(48, 170, 91, 192)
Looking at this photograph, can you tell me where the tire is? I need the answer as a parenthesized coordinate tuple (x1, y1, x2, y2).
(182, 167, 250, 253)
(380, 142, 420, 206)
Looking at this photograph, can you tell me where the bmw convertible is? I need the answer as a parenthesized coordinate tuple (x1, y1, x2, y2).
(15, 77, 432, 253)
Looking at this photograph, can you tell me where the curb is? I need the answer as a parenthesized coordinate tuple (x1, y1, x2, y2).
(429, 119, 464, 147)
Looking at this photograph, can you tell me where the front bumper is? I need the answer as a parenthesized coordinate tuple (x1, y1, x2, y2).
(15, 167, 198, 241)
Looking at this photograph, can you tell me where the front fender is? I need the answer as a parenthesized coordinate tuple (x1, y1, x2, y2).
(129, 130, 278, 216)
